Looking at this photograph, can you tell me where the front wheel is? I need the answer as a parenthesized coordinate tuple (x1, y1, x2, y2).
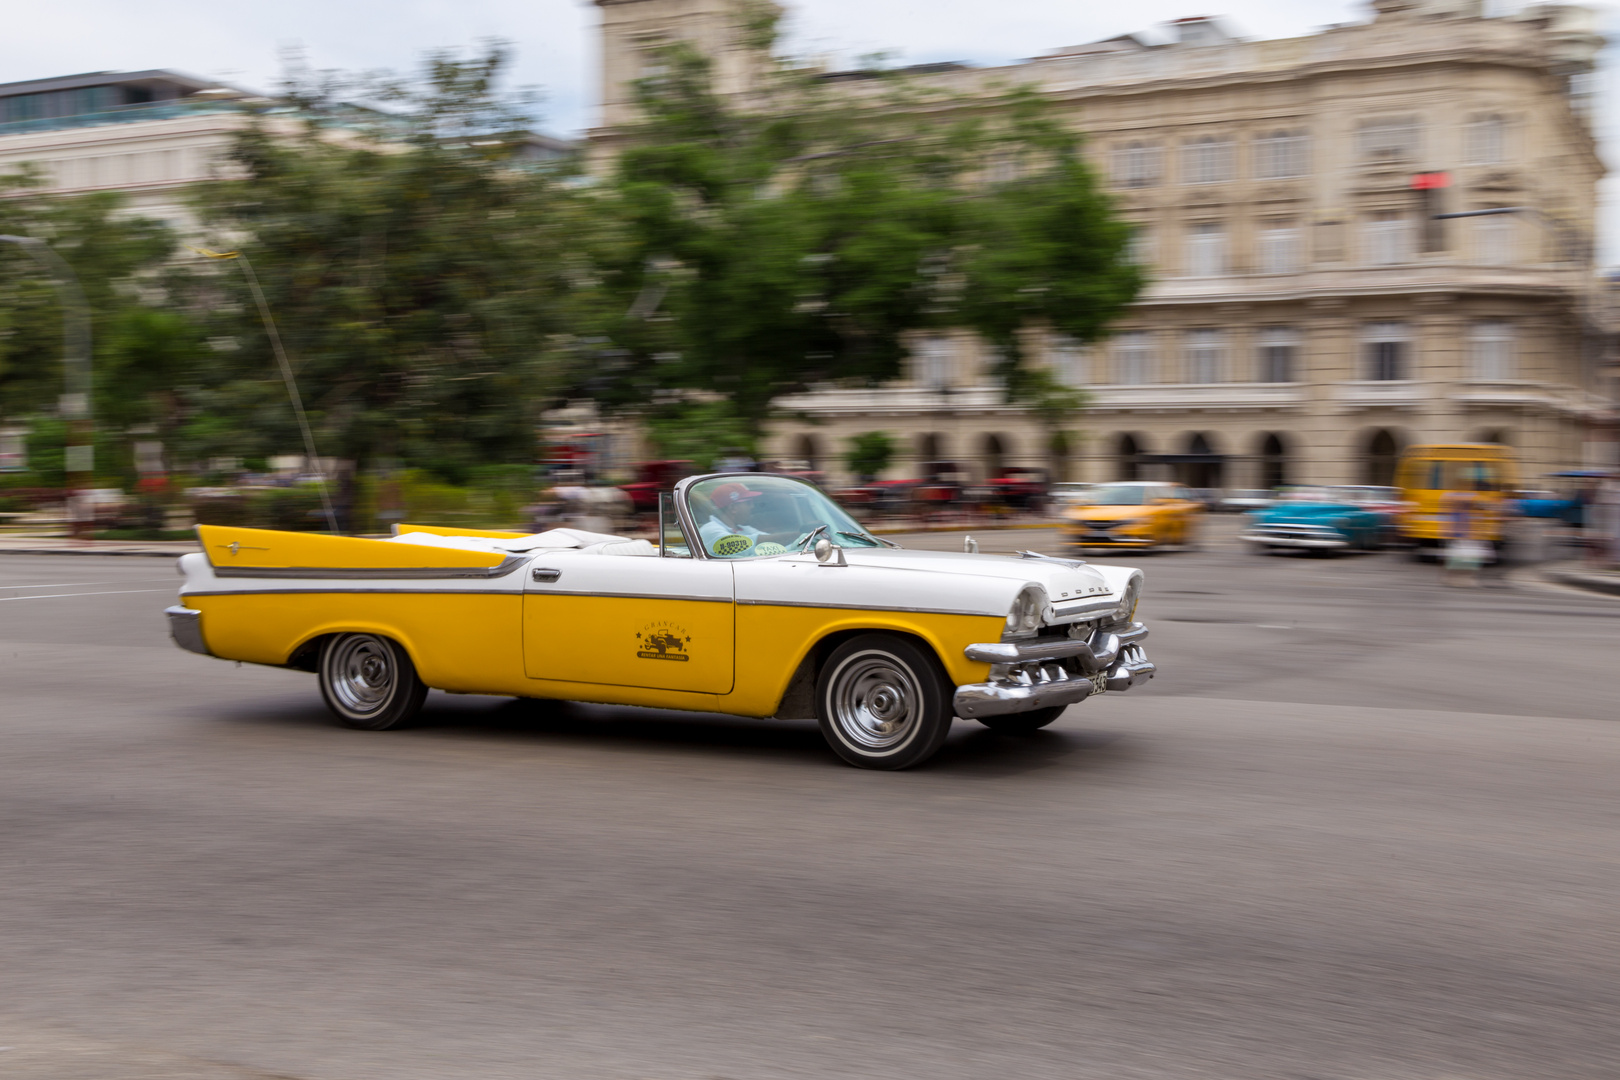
(816, 634, 953, 770)
(975, 705, 1066, 734)
(319, 633, 428, 730)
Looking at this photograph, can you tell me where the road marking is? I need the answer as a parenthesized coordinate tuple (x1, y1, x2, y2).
(0, 588, 172, 602)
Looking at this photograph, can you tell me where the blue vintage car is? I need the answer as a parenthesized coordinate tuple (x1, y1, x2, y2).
(1242, 486, 1396, 554)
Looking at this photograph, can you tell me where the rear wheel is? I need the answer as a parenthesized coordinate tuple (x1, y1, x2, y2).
(319, 633, 428, 730)
(975, 705, 1066, 734)
(816, 634, 953, 770)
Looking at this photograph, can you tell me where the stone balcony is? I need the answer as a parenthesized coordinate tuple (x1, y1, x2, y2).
(1450, 379, 1608, 418)
(1088, 382, 1305, 414)
(1137, 263, 1589, 306)
(1333, 379, 1429, 411)
(775, 381, 1306, 417)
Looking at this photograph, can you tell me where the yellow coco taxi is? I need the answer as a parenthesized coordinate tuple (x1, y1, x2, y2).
(1064, 481, 1202, 553)
(167, 474, 1156, 770)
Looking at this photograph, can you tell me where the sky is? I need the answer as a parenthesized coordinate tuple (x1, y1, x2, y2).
(5, 0, 1619, 258)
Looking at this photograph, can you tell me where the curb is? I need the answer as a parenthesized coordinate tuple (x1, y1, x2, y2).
(1544, 565, 1620, 597)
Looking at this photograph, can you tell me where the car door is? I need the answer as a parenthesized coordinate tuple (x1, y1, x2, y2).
(522, 551, 735, 694)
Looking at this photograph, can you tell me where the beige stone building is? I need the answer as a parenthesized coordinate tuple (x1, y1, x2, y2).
(590, 0, 1614, 488)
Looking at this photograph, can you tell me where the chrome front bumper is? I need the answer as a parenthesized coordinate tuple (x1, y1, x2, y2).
(1242, 530, 1347, 549)
(953, 623, 1156, 719)
(165, 605, 211, 656)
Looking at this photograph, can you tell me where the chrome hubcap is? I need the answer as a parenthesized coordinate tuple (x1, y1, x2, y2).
(329, 635, 395, 715)
(831, 653, 920, 752)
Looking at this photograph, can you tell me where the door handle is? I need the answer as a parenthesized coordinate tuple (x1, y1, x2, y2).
(531, 567, 562, 583)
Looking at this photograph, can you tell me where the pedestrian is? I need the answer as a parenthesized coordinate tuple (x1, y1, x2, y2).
(1441, 487, 1486, 587)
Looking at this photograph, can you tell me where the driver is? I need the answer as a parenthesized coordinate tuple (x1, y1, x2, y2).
(699, 482, 765, 555)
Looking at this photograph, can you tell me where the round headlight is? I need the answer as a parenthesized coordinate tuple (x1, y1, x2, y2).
(1005, 585, 1047, 635)
(1113, 576, 1141, 625)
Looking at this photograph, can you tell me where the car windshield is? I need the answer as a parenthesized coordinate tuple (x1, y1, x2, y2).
(686, 475, 882, 558)
(1084, 485, 1149, 506)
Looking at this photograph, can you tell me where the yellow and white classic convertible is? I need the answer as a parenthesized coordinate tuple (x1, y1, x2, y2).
(167, 473, 1155, 769)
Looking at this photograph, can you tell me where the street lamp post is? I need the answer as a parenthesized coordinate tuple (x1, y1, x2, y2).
(0, 235, 94, 539)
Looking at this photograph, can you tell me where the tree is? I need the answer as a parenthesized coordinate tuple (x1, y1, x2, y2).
(578, 32, 1143, 433)
(0, 171, 178, 482)
(844, 431, 895, 483)
(183, 45, 599, 481)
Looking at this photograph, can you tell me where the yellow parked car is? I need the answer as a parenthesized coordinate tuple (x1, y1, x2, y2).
(1064, 481, 1203, 552)
(1395, 444, 1520, 556)
(166, 473, 1158, 770)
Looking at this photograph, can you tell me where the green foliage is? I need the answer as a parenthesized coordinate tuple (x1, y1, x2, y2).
(844, 431, 896, 482)
(182, 44, 597, 476)
(644, 399, 756, 471)
(578, 44, 1143, 428)
(0, 172, 177, 428)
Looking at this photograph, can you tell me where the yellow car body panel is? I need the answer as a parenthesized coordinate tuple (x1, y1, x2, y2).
(187, 590, 525, 693)
(1064, 494, 1200, 549)
(1396, 444, 1520, 543)
(726, 604, 1002, 717)
(197, 524, 507, 572)
(524, 594, 737, 694)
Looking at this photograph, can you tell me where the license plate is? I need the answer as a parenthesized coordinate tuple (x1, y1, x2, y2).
(1088, 670, 1108, 694)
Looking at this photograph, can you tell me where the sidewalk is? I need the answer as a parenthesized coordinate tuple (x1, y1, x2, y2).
(0, 536, 199, 558)
(1541, 560, 1620, 598)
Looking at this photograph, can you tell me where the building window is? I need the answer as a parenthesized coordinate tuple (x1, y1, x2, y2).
(1114, 331, 1153, 385)
(1256, 327, 1297, 383)
(1470, 320, 1514, 380)
(1258, 222, 1301, 274)
(1475, 213, 1513, 265)
(1465, 115, 1506, 165)
(1182, 136, 1235, 185)
(1186, 222, 1227, 276)
(915, 335, 954, 389)
(1112, 142, 1161, 188)
(1363, 211, 1411, 265)
(1254, 130, 1308, 179)
(1125, 225, 1154, 269)
(1185, 329, 1225, 383)
(1048, 336, 1086, 386)
(1363, 322, 1409, 381)
(1358, 117, 1421, 161)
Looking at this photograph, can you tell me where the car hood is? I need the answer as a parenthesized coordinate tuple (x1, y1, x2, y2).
(1066, 506, 1155, 523)
(1252, 502, 1358, 524)
(735, 546, 1137, 625)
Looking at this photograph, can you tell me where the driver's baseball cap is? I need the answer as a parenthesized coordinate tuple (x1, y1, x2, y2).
(710, 482, 764, 509)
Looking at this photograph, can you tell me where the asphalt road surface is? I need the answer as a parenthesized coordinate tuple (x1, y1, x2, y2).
(3, 519, 1618, 1080)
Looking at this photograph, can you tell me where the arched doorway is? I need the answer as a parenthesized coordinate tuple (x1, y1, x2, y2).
(1180, 432, 1224, 490)
(1473, 428, 1510, 446)
(917, 432, 944, 470)
(1362, 428, 1401, 487)
(1257, 432, 1289, 490)
(792, 433, 821, 472)
(981, 433, 1009, 481)
(1116, 433, 1147, 480)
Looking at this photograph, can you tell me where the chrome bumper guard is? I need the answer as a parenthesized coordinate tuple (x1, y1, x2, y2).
(1242, 530, 1347, 549)
(953, 623, 1155, 718)
(165, 605, 211, 656)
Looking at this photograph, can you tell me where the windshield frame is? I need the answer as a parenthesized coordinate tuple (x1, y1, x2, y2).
(673, 472, 886, 560)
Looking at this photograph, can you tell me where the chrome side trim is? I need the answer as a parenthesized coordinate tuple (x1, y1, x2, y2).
(541, 590, 732, 604)
(735, 598, 994, 617)
(211, 553, 529, 580)
(165, 605, 211, 656)
(180, 588, 520, 597)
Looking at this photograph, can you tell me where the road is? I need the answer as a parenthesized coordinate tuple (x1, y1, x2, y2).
(2, 518, 1618, 1079)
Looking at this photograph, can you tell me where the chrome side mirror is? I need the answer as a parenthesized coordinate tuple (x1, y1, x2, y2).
(814, 538, 847, 566)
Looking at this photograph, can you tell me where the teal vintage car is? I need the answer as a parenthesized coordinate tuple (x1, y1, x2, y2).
(1242, 486, 1396, 554)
